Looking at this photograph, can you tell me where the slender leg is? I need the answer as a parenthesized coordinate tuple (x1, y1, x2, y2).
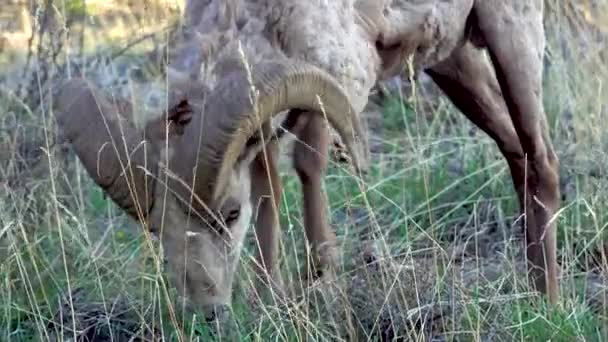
(473, 1, 560, 304)
(426, 42, 526, 205)
(250, 140, 284, 292)
(292, 114, 338, 282)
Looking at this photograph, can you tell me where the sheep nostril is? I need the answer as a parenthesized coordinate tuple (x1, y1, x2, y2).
(205, 304, 230, 323)
(205, 309, 216, 322)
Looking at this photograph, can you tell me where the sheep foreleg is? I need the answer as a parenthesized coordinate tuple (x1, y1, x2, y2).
(250, 140, 284, 297)
(293, 114, 339, 284)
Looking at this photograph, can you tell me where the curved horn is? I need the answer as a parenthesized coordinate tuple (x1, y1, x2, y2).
(55, 78, 157, 220)
(194, 60, 369, 203)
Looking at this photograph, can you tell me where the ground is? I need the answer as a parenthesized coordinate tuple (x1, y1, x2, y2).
(0, 1, 607, 341)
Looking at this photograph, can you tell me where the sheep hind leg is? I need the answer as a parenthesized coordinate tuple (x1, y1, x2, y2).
(250, 140, 285, 299)
(293, 114, 339, 285)
(473, 3, 560, 304)
(426, 43, 527, 209)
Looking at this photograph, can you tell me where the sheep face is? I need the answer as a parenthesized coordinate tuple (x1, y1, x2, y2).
(149, 156, 254, 318)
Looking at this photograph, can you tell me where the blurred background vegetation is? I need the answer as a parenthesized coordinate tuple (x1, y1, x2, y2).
(0, 0, 607, 340)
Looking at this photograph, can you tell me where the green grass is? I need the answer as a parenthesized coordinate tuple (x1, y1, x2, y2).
(506, 301, 602, 341)
(1, 2, 608, 341)
(456, 293, 604, 341)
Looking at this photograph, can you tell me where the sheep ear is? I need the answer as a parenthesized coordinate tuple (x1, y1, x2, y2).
(145, 99, 194, 140)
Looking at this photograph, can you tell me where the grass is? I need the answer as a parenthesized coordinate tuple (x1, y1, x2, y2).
(1, 1, 608, 341)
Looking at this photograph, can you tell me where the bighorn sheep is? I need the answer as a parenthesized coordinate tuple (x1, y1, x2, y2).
(55, 60, 367, 319)
(179, 0, 561, 303)
(55, 0, 560, 319)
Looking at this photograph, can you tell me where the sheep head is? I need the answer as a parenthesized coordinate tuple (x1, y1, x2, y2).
(55, 59, 368, 318)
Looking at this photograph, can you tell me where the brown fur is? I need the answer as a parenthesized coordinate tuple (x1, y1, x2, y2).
(359, 0, 560, 303)
(327, 0, 558, 304)
(224, 0, 560, 304)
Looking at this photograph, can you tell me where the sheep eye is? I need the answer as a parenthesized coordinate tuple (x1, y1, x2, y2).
(224, 208, 241, 225)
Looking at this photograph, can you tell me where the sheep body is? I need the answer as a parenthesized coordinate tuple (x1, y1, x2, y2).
(173, 0, 382, 113)
(381, 0, 474, 74)
(263, 0, 381, 112)
(176, 0, 477, 111)
(165, 0, 559, 306)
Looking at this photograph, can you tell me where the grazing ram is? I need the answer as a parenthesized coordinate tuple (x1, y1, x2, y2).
(176, 0, 561, 304)
(55, 61, 367, 320)
(54, 0, 560, 320)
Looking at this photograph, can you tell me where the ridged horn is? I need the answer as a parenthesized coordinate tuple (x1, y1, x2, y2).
(55, 78, 157, 220)
(194, 59, 369, 203)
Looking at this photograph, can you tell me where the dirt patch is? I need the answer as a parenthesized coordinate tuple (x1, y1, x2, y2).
(47, 288, 160, 342)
